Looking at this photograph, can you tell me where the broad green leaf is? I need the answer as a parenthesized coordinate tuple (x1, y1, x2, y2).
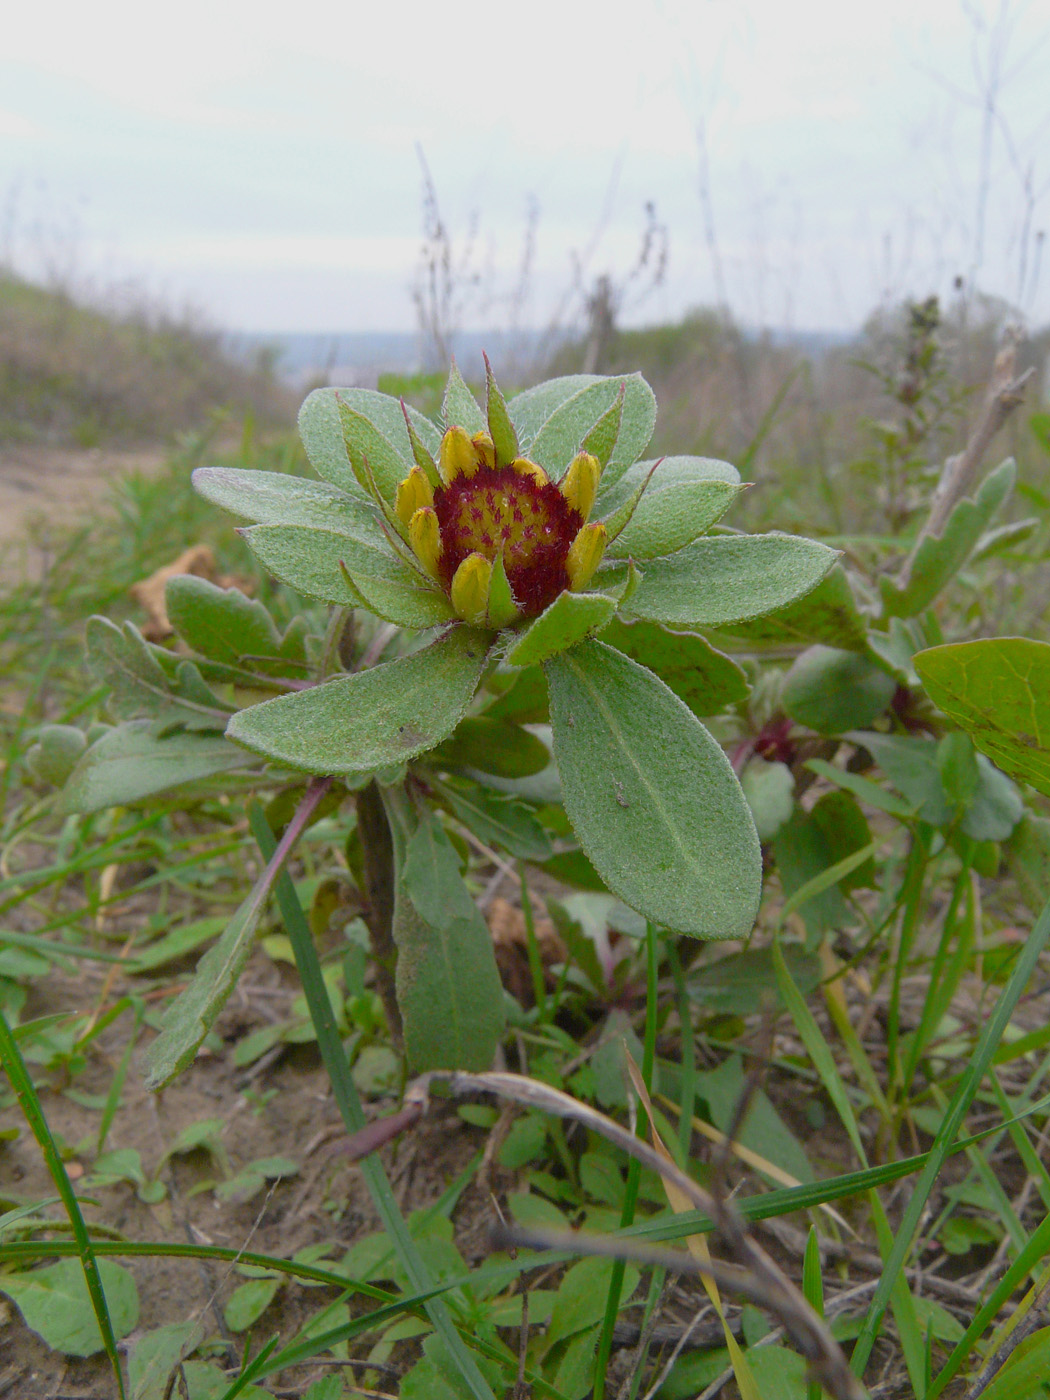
(144, 855, 283, 1086)
(166, 576, 279, 667)
(227, 627, 492, 774)
(705, 565, 871, 652)
(338, 401, 412, 502)
(391, 803, 505, 1072)
(128, 1321, 203, 1400)
(914, 638, 1050, 797)
(224, 1277, 280, 1332)
(604, 476, 741, 560)
(86, 618, 229, 728)
(695, 1053, 813, 1185)
(612, 533, 837, 630)
(880, 458, 1015, 618)
(782, 645, 896, 733)
(241, 524, 445, 614)
(442, 361, 487, 434)
(0, 1258, 138, 1357)
(299, 387, 440, 497)
(437, 779, 552, 861)
(547, 1258, 641, 1343)
(191, 465, 383, 538)
(505, 591, 619, 668)
(599, 617, 748, 716)
(978, 1328, 1050, 1400)
(581, 385, 625, 467)
(431, 716, 550, 778)
(545, 640, 761, 939)
(740, 758, 795, 841)
(858, 731, 1022, 840)
(529, 375, 656, 486)
(771, 792, 873, 939)
(509, 374, 603, 449)
(687, 945, 820, 1016)
(1005, 815, 1050, 918)
(61, 722, 257, 814)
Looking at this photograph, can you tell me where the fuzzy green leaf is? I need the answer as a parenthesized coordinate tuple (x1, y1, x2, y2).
(166, 576, 280, 667)
(705, 565, 871, 652)
(505, 590, 619, 668)
(438, 779, 552, 861)
(337, 401, 412, 503)
(0, 1259, 139, 1357)
(782, 646, 896, 734)
(485, 357, 519, 464)
(599, 617, 748, 716)
(612, 533, 837, 630)
(226, 627, 492, 774)
(442, 361, 487, 434)
(299, 387, 440, 497)
(86, 618, 230, 728)
(431, 715, 549, 778)
(581, 383, 625, 467)
(509, 374, 601, 447)
(545, 640, 761, 938)
(880, 459, 1015, 618)
(528, 374, 656, 485)
(61, 722, 256, 814)
(192, 465, 383, 537)
(605, 476, 742, 560)
(915, 637, 1050, 798)
(392, 803, 505, 1071)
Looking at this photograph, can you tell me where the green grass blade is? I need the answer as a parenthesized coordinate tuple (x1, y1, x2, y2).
(803, 1227, 823, 1400)
(0, 1008, 128, 1400)
(850, 890, 1050, 1379)
(248, 798, 496, 1400)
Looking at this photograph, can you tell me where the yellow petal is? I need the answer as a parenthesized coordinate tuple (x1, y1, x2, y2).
(471, 431, 496, 470)
(508, 457, 548, 489)
(559, 451, 600, 520)
(439, 425, 478, 483)
(409, 506, 442, 578)
(395, 466, 434, 528)
(566, 522, 607, 591)
(449, 552, 492, 625)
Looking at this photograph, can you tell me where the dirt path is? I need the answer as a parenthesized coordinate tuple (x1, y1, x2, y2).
(0, 443, 168, 579)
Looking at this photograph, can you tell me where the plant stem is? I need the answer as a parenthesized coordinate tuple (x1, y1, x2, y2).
(355, 780, 403, 1047)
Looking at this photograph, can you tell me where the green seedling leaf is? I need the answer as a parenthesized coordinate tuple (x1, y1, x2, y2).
(431, 716, 549, 778)
(127, 1320, 204, 1400)
(545, 640, 761, 939)
(612, 533, 837, 630)
(0, 1258, 138, 1357)
(484, 355, 519, 464)
(696, 1053, 814, 1185)
(299, 387, 440, 496)
(224, 1276, 280, 1332)
(166, 576, 280, 667)
(529, 374, 656, 485)
(880, 458, 1015, 617)
(61, 722, 256, 814)
(914, 638, 1050, 797)
(505, 590, 619, 668)
(600, 617, 748, 716)
(227, 627, 492, 774)
(547, 1257, 641, 1344)
(740, 758, 795, 842)
(86, 618, 229, 728)
(771, 792, 873, 939)
(24, 724, 87, 786)
(705, 565, 871, 652)
(782, 645, 896, 734)
(442, 360, 487, 434)
(390, 802, 505, 1072)
(242, 523, 435, 610)
(192, 465, 382, 536)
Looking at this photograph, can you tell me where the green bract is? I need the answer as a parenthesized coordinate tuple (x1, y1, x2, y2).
(197, 365, 836, 941)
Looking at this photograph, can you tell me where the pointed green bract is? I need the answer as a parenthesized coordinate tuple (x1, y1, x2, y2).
(226, 627, 492, 774)
(581, 382, 625, 467)
(612, 533, 838, 630)
(915, 638, 1050, 798)
(484, 356, 519, 465)
(337, 401, 412, 503)
(605, 477, 741, 560)
(505, 590, 618, 668)
(486, 550, 518, 629)
(545, 640, 761, 938)
(529, 374, 656, 484)
(402, 404, 441, 488)
(442, 360, 487, 433)
(241, 524, 445, 612)
(299, 386, 440, 497)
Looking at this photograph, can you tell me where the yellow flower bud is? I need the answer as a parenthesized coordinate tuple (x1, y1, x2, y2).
(559, 451, 600, 520)
(508, 457, 548, 490)
(395, 466, 434, 528)
(439, 425, 478, 483)
(471, 431, 496, 470)
(566, 522, 607, 591)
(409, 506, 442, 578)
(449, 552, 493, 625)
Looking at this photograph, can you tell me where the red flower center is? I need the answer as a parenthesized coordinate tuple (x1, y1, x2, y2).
(433, 465, 584, 617)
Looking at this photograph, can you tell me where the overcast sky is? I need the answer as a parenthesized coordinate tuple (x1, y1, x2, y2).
(2, 0, 1048, 335)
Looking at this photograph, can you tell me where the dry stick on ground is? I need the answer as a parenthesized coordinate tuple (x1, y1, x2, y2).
(895, 329, 1034, 593)
(392, 1070, 869, 1400)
